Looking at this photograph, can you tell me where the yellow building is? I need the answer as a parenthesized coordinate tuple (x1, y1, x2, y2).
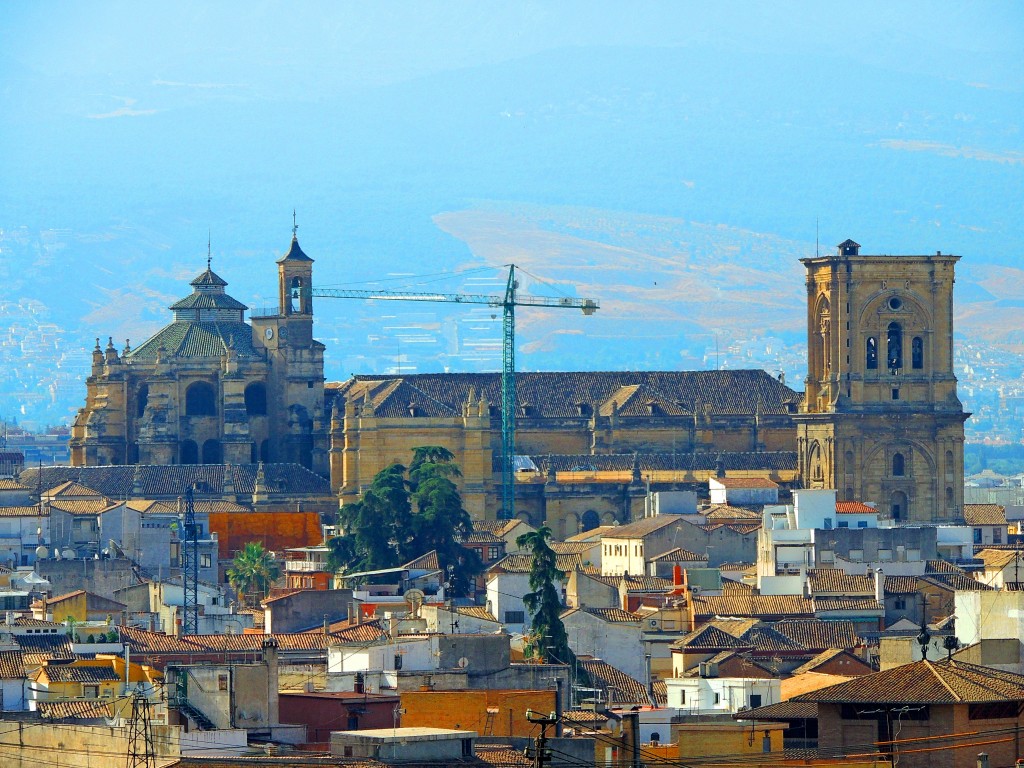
(29, 656, 162, 715)
(795, 240, 967, 522)
(329, 369, 801, 533)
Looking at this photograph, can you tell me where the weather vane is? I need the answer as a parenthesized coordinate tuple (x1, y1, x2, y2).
(292, 209, 298, 237)
(207, 229, 212, 270)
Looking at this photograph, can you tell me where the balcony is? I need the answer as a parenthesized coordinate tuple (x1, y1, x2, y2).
(285, 559, 331, 573)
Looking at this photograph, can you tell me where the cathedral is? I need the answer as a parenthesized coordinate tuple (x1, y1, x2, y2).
(70, 233, 329, 476)
(70, 234, 967, 534)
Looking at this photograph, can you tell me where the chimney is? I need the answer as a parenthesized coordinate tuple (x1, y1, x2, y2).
(354, 671, 365, 694)
(874, 568, 884, 603)
(262, 637, 280, 726)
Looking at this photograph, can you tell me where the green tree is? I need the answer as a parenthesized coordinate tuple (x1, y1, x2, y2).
(517, 525, 573, 665)
(407, 446, 482, 596)
(227, 541, 281, 607)
(328, 446, 481, 597)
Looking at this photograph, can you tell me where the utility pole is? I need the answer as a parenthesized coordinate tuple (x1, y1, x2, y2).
(126, 690, 155, 768)
(526, 708, 558, 768)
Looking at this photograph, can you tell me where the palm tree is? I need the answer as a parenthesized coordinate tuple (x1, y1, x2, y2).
(227, 541, 280, 607)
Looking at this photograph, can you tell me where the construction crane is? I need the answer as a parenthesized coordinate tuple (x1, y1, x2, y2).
(313, 264, 598, 519)
(179, 486, 200, 635)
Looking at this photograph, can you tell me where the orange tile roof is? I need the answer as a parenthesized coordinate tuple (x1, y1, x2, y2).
(712, 477, 779, 489)
(963, 503, 1007, 526)
(835, 501, 877, 514)
(806, 569, 873, 595)
(794, 659, 1024, 704)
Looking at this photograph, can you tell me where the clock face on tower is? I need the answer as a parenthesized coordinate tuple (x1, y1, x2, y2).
(265, 328, 274, 340)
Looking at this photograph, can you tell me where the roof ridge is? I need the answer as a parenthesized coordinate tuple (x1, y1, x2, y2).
(927, 660, 962, 702)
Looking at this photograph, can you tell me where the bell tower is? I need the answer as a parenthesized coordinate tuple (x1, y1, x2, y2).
(794, 240, 968, 523)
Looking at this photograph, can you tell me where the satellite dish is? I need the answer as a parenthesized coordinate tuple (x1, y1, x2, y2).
(403, 589, 425, 617)
(62, 548, 76, 560)
(458, 657, 470, 669)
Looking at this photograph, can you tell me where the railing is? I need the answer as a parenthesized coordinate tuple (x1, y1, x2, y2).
(284, 559, 329, 573)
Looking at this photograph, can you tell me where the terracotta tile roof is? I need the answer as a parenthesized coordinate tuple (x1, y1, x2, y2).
(807, 569, 873, 595)
(45, 480, 103, 498)
(772, 620, 860, 651)
(711, 477, 779, 489)
(718, 562, 756, 572)
(835, 501, 877, 514)
(927, 560, 966, 575)
(15, 634, 75, 668)
(703, 504, 763, 521)
(567, 607, 641, 624)
(885, 575, 920, 595)
(734, 700, 817, 721)
(794, 659, 1024, 704)
(651, 679, 668, 706)
(549, 541, 597, 555)
(19, 464, 331, 499)
(0, 479, 27, 490)
(790, 649, 870, 676)
(676, 619, 804, 653)
(338, 369, 800, 419)
(963, 504, 1007, 526)
(465, 531, 503, 545)
(977, 548, 1022, 570)
(0, 506, 45, 517)
(456, 606, 499, 623)
(37, 700, 115, 720)
(468, 520, 522, 537)
(564, 526, 619, 542)
(121, 626, 334, 655)
(691, 593, 814, 620)
(48, 499, 119, 515)
(403, 551, 440, 570)
(922, 573, 992, 592)
(649, 547, 707, 563)
(476, 744, 533, 767)
(237, 607, 265, 629)
(38, 663, 121, 683)
(489, 553, 581, 575)
(812, 596, 883, 612)
(528, 451, 797, 474)
(576, 655, 650, 705)
(601, 515, 683, 540)
(563, 709, 613, 726)
(622, 575, 673, 592)
(0, 649, 25, 679)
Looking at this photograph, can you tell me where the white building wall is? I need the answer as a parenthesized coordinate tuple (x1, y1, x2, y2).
(665, 676, 780, 714)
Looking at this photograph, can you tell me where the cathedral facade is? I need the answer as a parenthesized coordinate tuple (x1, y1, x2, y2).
(70, 234, 329, 476)
(794, 240, 967, 522)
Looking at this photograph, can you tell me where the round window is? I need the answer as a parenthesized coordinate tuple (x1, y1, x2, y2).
(888, 296, 903, 311)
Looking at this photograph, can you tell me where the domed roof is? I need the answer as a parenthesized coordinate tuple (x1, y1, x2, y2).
(190, 267, 229, 287)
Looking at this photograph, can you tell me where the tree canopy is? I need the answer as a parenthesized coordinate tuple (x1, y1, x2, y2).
(329, 446, 482, 597)
(226, 541, 280, 607)
(517, 525, 574, 666)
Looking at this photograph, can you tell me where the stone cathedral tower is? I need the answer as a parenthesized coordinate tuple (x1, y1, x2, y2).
(70, 231, 328, 476)
(794, 239, 968, 523)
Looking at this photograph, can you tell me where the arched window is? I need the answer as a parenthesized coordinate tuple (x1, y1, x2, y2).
(202, 439, 222, 465)
(289, 276, 303, 312)
(892, 452, 905, 477)
(244, 382, 267, 416)
(581, 510, 600, 532)
(887, 322, 903, 370)
(912, 337, 923, 369)
(866, 337, 878, 369)
(185, 382, 217, 416)
(180, 440, 199, 464)
(136, 384, 149, 419)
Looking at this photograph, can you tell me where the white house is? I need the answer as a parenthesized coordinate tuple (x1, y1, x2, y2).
(485, 553, 579, 637)
(665, 670, 780, 715)
(561, 607, 645, 681)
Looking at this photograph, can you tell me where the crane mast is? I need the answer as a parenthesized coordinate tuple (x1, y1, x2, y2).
(314, 264, 598, 519)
